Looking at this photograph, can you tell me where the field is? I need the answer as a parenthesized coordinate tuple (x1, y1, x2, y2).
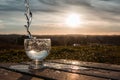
(0, 45, 120, 65)
(0, 35, 120, 65)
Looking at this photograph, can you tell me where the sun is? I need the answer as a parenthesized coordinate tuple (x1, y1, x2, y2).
(65, 13, 81, 28)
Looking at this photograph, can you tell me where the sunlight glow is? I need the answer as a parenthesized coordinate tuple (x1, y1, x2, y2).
(65, 13, 81, 28)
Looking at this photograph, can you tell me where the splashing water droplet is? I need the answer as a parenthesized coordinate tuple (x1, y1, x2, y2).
(24, 0, 33, 39)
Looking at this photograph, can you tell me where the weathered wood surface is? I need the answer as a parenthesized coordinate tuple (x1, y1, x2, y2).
(0, 59, 120, 80)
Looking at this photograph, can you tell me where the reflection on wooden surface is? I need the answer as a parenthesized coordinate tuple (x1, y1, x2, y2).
(0, 59, 120, 80)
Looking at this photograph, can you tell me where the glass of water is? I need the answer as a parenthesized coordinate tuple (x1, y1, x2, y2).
(24, 38, 51, 69)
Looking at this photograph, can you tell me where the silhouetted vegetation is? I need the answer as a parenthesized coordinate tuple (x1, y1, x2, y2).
(0, 34, 120, 46)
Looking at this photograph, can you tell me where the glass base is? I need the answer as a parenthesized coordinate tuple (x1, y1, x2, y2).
(29, 60, 44, 69)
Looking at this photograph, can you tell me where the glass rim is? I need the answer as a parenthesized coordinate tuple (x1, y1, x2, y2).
(24, 38, 51, 40)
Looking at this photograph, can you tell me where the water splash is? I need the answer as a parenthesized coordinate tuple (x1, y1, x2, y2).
(24, 0, 33, 39)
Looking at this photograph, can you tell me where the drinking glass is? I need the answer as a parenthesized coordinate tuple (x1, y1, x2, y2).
(24, 38, 51, 69)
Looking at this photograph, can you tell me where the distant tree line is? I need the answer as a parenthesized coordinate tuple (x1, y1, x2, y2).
(0, 35, 120, 46)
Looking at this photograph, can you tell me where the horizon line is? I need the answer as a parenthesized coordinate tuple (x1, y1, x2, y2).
(0, 33, 120, 36)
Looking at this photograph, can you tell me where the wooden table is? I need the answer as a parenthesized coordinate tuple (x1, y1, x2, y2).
(0, 59, 120, 80)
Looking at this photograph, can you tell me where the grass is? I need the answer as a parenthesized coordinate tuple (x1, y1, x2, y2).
(0, 45, 120, 65)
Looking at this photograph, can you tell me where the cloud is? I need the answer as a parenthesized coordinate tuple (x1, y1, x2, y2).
(0, 0, 120, 35)
(38, 0, 60, 6)
(0, 0, 24, 11)
(0, 25, 4, 29)
(90, 0, 120, 13)
(0, 20, 2, 23)
(0, 0, 120, 14)
(0, 20, 5, 29)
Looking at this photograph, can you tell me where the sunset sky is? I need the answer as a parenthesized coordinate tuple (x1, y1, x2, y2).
(0, 0, 120, 35)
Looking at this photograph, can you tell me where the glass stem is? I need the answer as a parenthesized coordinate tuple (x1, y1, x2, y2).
(35, 59, 38, 65)
(32, 60, 43, 69)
